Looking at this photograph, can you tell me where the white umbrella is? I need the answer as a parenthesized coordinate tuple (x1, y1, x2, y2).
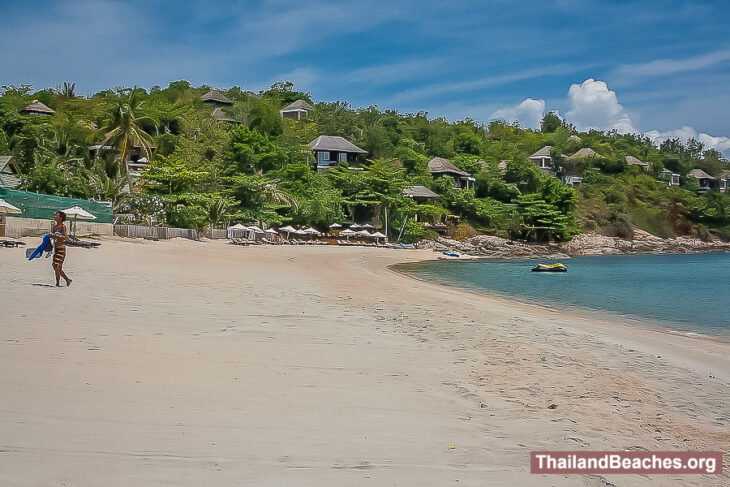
(248, 225, 264, 233)
(349, 224, 361, 230)
(62, 205, 96, 234)
(0, 199, 22, 214)
(265, 229, 278, 234)
(329, 223, 342, 229)
(229, 223, 249, 230)
(279, 225, 296, 233)
(340, 228, 355, 235)
(303, 227, 320, 234)
(294, 229, 307, 235)
(361, 223, 374, 229)
(357, 230, 372, 237)
(371, 231, 386, 243)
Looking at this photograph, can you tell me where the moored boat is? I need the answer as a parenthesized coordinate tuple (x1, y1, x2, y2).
(531, 262, 568, 272)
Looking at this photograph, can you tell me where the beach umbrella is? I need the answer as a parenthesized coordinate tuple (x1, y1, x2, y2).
(278, 225, 296, 239)
(339, 228, 355, 240)
(371, 231, 386, 243)
(303, 227, 320, 235)
(361, 223, 374, 229)
(62, 205, 96, 235)
(349, 224, 361, 230)
(357, 230, 372, 237)
(265, 228, 278, 234)
(0, 199, 22, 214)
(248, 225, 264, 233)
(293, 229, 307, 236)
(329, 223, 342, 229)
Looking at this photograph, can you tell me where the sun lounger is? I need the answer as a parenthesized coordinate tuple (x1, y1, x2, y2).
(66, 235, 101, 248)
(0, 239, 26, 248)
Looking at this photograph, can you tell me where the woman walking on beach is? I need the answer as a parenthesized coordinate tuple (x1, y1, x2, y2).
(52, 211, 72, 287)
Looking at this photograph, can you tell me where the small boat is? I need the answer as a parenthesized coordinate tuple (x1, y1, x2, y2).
(442, 251, 460, 258)
(531, 262, 568, 272)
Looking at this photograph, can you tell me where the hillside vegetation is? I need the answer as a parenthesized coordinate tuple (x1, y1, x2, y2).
(2, 81, 729, 242)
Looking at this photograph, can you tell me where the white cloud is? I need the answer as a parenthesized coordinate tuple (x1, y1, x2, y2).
(489, 98, 545, 129)
(611, 49, 730, 80)
(566, 78, 637, 133)
(645, 126, 730, 154)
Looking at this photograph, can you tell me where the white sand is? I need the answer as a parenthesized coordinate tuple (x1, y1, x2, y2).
(1, 238, 728, 486)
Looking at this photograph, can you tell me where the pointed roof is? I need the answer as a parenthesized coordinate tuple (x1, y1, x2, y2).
(308, 135, 367, 154)
(281, 99, 314, 112)
(568, 147, 604, 159)
(402, 185, 438, 199)
(626, 155, 649, 167)
(569, 134, 582, 142)
(427, 157, 470, 176)
(529, 146, 552, 158)
(689, 168, 715, 180)
(201, 90, 234, 105)
(21, 100, 54, 115)
(0, 155, 20, 188)
(211, 107, 239, 123)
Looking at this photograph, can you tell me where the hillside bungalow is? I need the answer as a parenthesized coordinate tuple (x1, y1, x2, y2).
(626, 155, 650, 171)
(309, 135, 367, 170)
(529, 146, 554, 174)
(569, 134, 582, 143)
(20, 100, 54, 116)
(688, 168, 717, 193)
(659, 168, 681, 187)
(718, 171, 730, 193)
(568, 147, 604, 159)
(562, 175, 583, 186)
(201, 90, 234, 107)
(280, 99, 314, 120)
(498, 160, 508, 176)
(402, 185, 438, 203)
(427, 157, 475, 189)
(0, 156, 21, 189)
(211, 107, 240, 124)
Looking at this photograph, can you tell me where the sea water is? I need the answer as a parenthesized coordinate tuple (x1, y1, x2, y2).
(397, 253, 730, 336)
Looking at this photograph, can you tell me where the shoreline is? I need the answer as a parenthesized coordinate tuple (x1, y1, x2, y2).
(2, 237, 728, 485)
(390, 256, 730, 343)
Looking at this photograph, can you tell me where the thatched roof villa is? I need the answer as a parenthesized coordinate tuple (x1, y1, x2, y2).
(626, 155, 650, 170)
(201, 90, 234, 106)
(280, 99, 314, 120)
(529, 146, 554, 174)
(20, 100, 55, 116)
(309, 135, 367, 170)
(427, 157, 474, 189)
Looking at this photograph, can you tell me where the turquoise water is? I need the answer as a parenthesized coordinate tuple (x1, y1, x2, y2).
(397, 253, 730, 336)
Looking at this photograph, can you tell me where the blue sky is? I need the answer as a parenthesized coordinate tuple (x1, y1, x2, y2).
(2, 0, 729, 151)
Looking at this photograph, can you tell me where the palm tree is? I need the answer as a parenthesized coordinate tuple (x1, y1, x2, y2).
(95, 87, 156, 189)
(262, 179, 298, 209)
(55, 82, 76, 99)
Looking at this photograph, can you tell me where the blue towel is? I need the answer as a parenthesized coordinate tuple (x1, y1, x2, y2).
(28, 234, 53, 261)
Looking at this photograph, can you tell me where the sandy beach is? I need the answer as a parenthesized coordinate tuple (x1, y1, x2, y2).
(1, 238, 728, 486)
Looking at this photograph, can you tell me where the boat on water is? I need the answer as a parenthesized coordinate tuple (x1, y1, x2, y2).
(531, 262, 568, 273)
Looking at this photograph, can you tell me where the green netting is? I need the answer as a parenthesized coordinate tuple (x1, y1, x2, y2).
(0, 188, 113, 223)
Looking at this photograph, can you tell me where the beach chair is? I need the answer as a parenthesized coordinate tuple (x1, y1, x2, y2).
(66, 235, 101, 248)
(1, 239, 26, 248)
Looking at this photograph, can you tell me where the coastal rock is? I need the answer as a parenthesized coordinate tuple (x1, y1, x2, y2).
(434, 229, 730, 259)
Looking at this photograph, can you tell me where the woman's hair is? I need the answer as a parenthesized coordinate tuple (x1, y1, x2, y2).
(56, 211, 67, 222)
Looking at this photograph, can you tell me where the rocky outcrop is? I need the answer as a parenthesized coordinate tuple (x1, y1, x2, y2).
(432, 229, 730, 259)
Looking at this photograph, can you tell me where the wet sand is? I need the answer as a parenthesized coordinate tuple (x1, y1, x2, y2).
(1, 238, 728, 486)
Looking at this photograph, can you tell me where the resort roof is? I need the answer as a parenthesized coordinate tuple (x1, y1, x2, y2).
(201, 90, 234, 105)
(281, 99, 314, 112)
(689, 168, 715, 180)
(245, 91, 262, 100)
(402, 185, 438, 199)
(718, 170, 730, 179)
(530, 146, 552, 158)
(211, 107, 239, 123)
(626, 155, 650, 167)
(0, 155, 20, 189)
(21, 100, 55, 115)
(568, 147, 604, 159)
(427, 157, 470, 176)
(308, 135, 367, 154)
(569, 134, 582, 143)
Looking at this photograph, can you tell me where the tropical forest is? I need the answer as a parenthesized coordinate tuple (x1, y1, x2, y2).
(2, 80, 730, 243)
